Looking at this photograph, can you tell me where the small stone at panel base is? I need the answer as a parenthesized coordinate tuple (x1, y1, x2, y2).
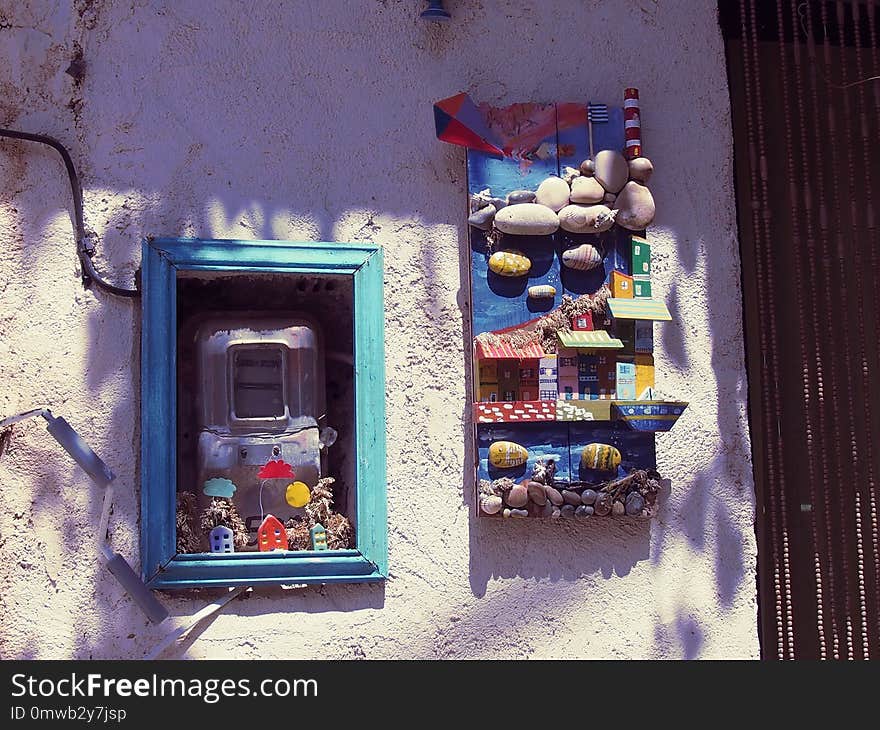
(603, 192, 617, 205)
(490, 197, 507, 211)
(506, 484, 529, 508)
(507, 189, 537, 204)
(612, 500, 626, 516)
(550, 506, 562, 519)
(594, 493, 612, 516)
(625, 492, 646, 516)
(544, 485, 564, 506)
(580, 488, 598, 505)
(579, 159, 595, 176)
(528, 482, 548, 505)
(561, 504, 576, 518)
(541, 500, 556, 517)
(574, 505, 591, 518)
(480, 495, 504, 515)
(504, 507, 528, 518)
(581, 505, 594, 516)
(562, 489, 581, 506)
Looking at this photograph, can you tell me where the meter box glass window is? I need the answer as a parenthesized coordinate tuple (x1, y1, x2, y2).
(140, 238, 386, 588)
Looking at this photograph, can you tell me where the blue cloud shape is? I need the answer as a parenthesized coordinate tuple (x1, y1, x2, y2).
(203, 478, 237, 499)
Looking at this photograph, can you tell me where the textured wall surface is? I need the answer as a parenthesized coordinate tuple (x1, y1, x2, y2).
(0, 0, 758, 659)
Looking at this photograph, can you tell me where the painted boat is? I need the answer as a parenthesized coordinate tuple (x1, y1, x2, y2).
(612, 400, 688, 432)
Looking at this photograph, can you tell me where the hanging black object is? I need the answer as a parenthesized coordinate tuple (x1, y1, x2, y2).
(420, 1, 451, 22)
(0, 128, 138, 298)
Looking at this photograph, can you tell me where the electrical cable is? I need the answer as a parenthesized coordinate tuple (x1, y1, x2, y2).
(0, 128, 139, 298)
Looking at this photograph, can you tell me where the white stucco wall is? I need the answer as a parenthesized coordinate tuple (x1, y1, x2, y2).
(0, 0, 758, 659)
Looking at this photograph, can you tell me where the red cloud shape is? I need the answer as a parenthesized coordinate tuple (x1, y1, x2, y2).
(257, 459, 296, 480)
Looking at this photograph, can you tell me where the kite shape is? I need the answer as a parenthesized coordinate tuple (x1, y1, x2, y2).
(257, 459, 296, 480)
(434, 93, 504, 156)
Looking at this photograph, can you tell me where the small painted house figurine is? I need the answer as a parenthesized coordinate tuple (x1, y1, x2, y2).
(519, 360, 538, 401)
(257, 514, 287, 552)
(310, 523, 328, 551)
(538, 356, 558, 400)
(557, 348, 579, 400)
(209, 525, 234, 554)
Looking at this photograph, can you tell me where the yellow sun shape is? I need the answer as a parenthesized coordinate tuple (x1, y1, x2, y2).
(285, 481, 311, 508)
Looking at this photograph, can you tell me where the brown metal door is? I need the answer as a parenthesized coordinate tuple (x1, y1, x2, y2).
(721, 0, 880, 659)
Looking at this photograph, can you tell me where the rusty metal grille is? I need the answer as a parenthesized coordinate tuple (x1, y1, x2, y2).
(721, 0, 880, 659)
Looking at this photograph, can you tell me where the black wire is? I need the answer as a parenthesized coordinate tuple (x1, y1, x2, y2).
(0, 128, 139, 298)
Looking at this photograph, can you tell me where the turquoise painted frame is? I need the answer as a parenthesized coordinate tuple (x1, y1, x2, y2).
(140, 238, 386, 589)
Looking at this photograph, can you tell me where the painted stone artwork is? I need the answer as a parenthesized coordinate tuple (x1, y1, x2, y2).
(488, 250, 531, 277)
(580, 442, 622, 472)
(435, 90, 687, 521)
(488, 441, 529, 469)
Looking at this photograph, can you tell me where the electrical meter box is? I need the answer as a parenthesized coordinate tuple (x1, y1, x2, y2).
(180, 313, 326, 539)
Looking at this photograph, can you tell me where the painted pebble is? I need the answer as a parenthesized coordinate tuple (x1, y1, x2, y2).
(569, 175, 605, 204)
(612, 501, 626, 516)
(580, 488, 598, 506)
(625, 492, 646, 516)
(558, 204, 615, 234)
(561, 504, 576, 518)
(561, 243, 603, 271)
(544, 485, 564, 506)
(506, 484, 529, 508)
(562, 489, 581, 506)
(527, 481, 547, 506)
(528, 284, 556, 299)
(534, 176, 571, 211)
(494, 203, 560, 235)
(593, 149, 629, 193)
(580, 443, 622, 472)
(488, 440, 529, 468)
(468, 205, 496, 230)
(575, 505, 591, 518)
(507, 189, 537, 204)
(628, 157, 654, 184)
(488, 250, 531, 277)
(594, 493, 613, 516)
(480, 495, 503, 515)
(614, 181, 656, 231)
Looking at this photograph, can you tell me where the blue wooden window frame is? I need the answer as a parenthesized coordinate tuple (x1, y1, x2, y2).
(140, 238, 386, 589)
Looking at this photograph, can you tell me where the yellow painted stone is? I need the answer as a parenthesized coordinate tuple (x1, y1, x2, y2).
(285, 481, 311, 508)
(580, 443, 621, 472)
(488, 250, 531, 277)
(488, 440, 529, 469)
(528, 285, 556, 298)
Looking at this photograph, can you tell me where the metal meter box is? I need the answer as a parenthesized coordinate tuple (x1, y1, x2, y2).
(181, 312, 326, 537)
